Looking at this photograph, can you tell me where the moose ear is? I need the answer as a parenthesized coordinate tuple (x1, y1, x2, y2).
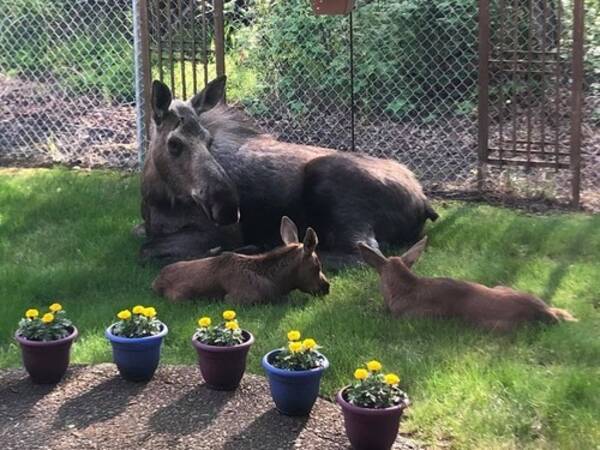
(358, 243, 388, 272)
(280, 216, 299, 245)
(191, 75, 227, 115)
(400, 236, 428, 268)
(303, 228, 319, 254)
(152, 80, 172, 124)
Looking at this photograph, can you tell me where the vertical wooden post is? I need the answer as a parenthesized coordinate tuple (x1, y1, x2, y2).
(569, 0, 584, 207)
(477, 0, 490, 191)
(214, 0, 226, 101)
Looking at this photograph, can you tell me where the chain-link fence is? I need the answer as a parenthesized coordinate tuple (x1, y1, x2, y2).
(0, 0, 598, 209)
(0, 0, 138, 169)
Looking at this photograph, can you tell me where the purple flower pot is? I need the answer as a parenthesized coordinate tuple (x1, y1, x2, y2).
(192, 330, 254, 391)
(337, 387, 408, 450)
(15, 327, 78, 384)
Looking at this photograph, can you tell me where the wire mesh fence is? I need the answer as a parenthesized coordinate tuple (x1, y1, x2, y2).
(0, 0, 138, 169)
(0, 0, 598, 209)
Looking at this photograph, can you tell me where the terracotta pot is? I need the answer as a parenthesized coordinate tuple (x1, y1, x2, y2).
(337, 386, 408, 450)
(15, 326, 78, 384)
(312, 0, 354, 15)
(192, 330, 254, 391)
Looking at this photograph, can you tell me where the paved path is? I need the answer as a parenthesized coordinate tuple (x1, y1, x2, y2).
(0, 364, 419, 450)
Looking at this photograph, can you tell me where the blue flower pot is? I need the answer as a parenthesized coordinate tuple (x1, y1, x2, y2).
(105, 322, 168, 382)
(262, 349, 329, 416)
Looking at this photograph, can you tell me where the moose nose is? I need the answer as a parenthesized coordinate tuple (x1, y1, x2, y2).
(318, 280, 330, 296)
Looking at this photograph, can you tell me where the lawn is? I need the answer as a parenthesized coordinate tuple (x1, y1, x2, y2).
(0, 167, 598, 449)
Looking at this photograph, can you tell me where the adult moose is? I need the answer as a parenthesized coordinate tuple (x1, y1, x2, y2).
(140, 76, 438, 267)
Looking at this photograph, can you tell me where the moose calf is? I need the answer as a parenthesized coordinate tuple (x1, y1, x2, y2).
(152, 217, 330, 304)
(358, 237, 576, 332)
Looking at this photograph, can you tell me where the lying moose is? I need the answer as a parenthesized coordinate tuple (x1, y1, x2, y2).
(358, 237, 577, 331)
(152, 217, 329, 304)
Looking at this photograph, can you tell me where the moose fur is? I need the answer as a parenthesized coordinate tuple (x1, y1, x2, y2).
(152, 217, 330, 304)
(140, 76, 438, 267)
(359, 237, 577, 331)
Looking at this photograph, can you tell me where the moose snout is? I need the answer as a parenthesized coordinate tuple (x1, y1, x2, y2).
(316, 275, 330, 296)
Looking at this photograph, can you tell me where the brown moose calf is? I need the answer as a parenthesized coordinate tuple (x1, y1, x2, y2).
(152, 217, 330, 304)
(358, 237, 576, 332)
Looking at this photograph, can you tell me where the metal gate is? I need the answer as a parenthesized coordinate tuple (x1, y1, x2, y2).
(478, 0, 585, 205)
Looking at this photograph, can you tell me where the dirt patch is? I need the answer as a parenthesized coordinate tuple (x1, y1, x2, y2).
(0, 364, 419, 450)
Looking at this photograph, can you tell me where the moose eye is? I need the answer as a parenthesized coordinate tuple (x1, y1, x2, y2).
(168, 138, 185, 157)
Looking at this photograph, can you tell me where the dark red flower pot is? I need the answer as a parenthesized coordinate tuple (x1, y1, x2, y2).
(192, 330, 254, 391)
(15, 327, 78, 384)
(312, 0, 354, 15)
(337, 387, 408, 450)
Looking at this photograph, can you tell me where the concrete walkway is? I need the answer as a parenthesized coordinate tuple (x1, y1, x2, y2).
(0, 364, 419, 450)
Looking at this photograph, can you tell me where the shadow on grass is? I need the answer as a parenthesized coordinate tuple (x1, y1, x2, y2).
(222, 408, 308, 450)
(54, 375, 146, 429)
(149, 384, 234, 435)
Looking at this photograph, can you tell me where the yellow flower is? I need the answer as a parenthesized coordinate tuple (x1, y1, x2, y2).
(143, 307, 157, 318)
(117, 309, 132, 320)
(225, 320, 239, 330)
(302, 338, 317, 350)
(222, 310, 236, 321)
(198, 317, 212, 328)
(49, 303, 62, 313)
(287, 330, 301, 341)
(384, 373, 401, 385)
(132, 305, 145, 314)
(289, 341, 303, 353)
(354, 368, 369, 380)
(41, 313, 54, 324)
(367, 360, 382, 372)
(25, 309, 39, 319)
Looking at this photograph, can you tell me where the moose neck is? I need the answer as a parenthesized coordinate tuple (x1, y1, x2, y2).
(248, 245, 303, 292)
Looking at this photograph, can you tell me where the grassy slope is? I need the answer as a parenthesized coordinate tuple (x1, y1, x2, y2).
(0, 168, 598, 449)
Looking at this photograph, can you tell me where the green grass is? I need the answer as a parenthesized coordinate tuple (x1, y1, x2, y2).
(1, 168, 599, 449)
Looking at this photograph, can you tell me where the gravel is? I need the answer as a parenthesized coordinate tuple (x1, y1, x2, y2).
(0, 364, 419, 450)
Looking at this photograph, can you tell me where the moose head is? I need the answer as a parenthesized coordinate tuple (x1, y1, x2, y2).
(148, 76, 240, 226)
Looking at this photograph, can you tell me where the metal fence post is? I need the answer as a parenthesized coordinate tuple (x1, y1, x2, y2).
(133, 0, 147, 168)
(569, 0, 584, 207)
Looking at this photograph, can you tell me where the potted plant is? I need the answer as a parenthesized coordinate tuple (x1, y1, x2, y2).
(14, 302, 77, 384)
(311, 0, 354, 15)
(336, 360, 410, 450)
(262, 330, 329, 416)
(192, 310, 254, 391)
(105, 305, 168, 382)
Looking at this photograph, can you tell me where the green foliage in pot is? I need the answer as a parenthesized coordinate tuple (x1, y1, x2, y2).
(112, 305, 162, 338)
(195, 310, 246, 346)
(17, 303, 73, 341)
(271, 330, 325, 370)
(345, 360, 409, 409)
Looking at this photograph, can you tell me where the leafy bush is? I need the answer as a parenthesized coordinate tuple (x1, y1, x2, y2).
(242, 0, 478, 120)
(0, 0, 134, 102)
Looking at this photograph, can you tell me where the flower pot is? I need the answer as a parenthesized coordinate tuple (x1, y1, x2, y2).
(312, 0, 354, 15)
(262, 349, 329, 416)
(336, 386, 408, 450)
(105, 322, 168, 382)
(15, 326, 78, 384)
(192, 330, 254, 391)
